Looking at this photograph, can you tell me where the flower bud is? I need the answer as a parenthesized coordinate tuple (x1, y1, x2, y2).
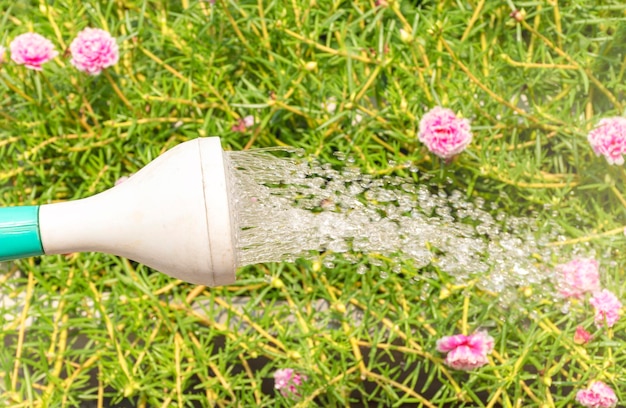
(510, 9, 526, 22)
(399, 28, 412, 43)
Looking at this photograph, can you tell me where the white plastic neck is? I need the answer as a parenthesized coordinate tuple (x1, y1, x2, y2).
(38, 138, 237, 286)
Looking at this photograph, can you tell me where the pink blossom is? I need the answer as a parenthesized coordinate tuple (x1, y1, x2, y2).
(274, 368, 306, 398)
(436, 331, 494, 370)
(418, 106, 472, 159)
(576, 381, 618, 408)
(588, 117, 626, 165)
(573, 326, 592, 345)
(10, 33, 58, 70)
(69, 28, 119, 75)
(231, 115, 256, 132)
(556, 258, 600, 299)
(589, 289, 622, 328)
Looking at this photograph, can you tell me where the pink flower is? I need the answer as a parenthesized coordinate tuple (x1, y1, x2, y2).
(576, 381, 618, 408)
(69, 28, 119, 75)
(589, 289, 622, 328)
(436, 331, 494, 370)
(574, 326, 592, 345)
(418, 106, 472, 159)
(556, 258, 600, 299)
(231, 115, 256, 132)
(588, 117, 626, 165)
(10, 33, 58, 70)
(274, 368, 306, 398)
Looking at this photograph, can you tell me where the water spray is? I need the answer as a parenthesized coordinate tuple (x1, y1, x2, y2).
(0, 138, 237, 286)
(1, 137, 562, 294)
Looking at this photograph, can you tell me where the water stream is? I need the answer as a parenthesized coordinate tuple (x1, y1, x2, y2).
(226, 148, 566, 295)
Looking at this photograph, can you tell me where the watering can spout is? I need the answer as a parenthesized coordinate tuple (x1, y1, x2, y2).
(0, 137, 237, 286)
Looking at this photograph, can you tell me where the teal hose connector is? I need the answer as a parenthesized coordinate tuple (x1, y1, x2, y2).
(0, 206, 44, 261)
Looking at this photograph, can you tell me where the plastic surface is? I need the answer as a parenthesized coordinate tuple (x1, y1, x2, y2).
(38, 138, 237, 286)
(199, 138, 238, 285)
(0, 206, 44, 261)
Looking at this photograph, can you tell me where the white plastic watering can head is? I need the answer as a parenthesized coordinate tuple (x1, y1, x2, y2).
(36, 137, 237, 286)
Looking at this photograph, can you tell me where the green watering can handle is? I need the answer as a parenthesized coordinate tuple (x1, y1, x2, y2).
(0, 206, 44, 261)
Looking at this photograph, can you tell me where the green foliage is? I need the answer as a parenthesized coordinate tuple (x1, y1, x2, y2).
(1, 0, 626, 406)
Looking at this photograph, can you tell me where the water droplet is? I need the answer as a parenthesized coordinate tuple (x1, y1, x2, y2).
(333, 151, 346, 161)
(226, 147, 566, 294)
